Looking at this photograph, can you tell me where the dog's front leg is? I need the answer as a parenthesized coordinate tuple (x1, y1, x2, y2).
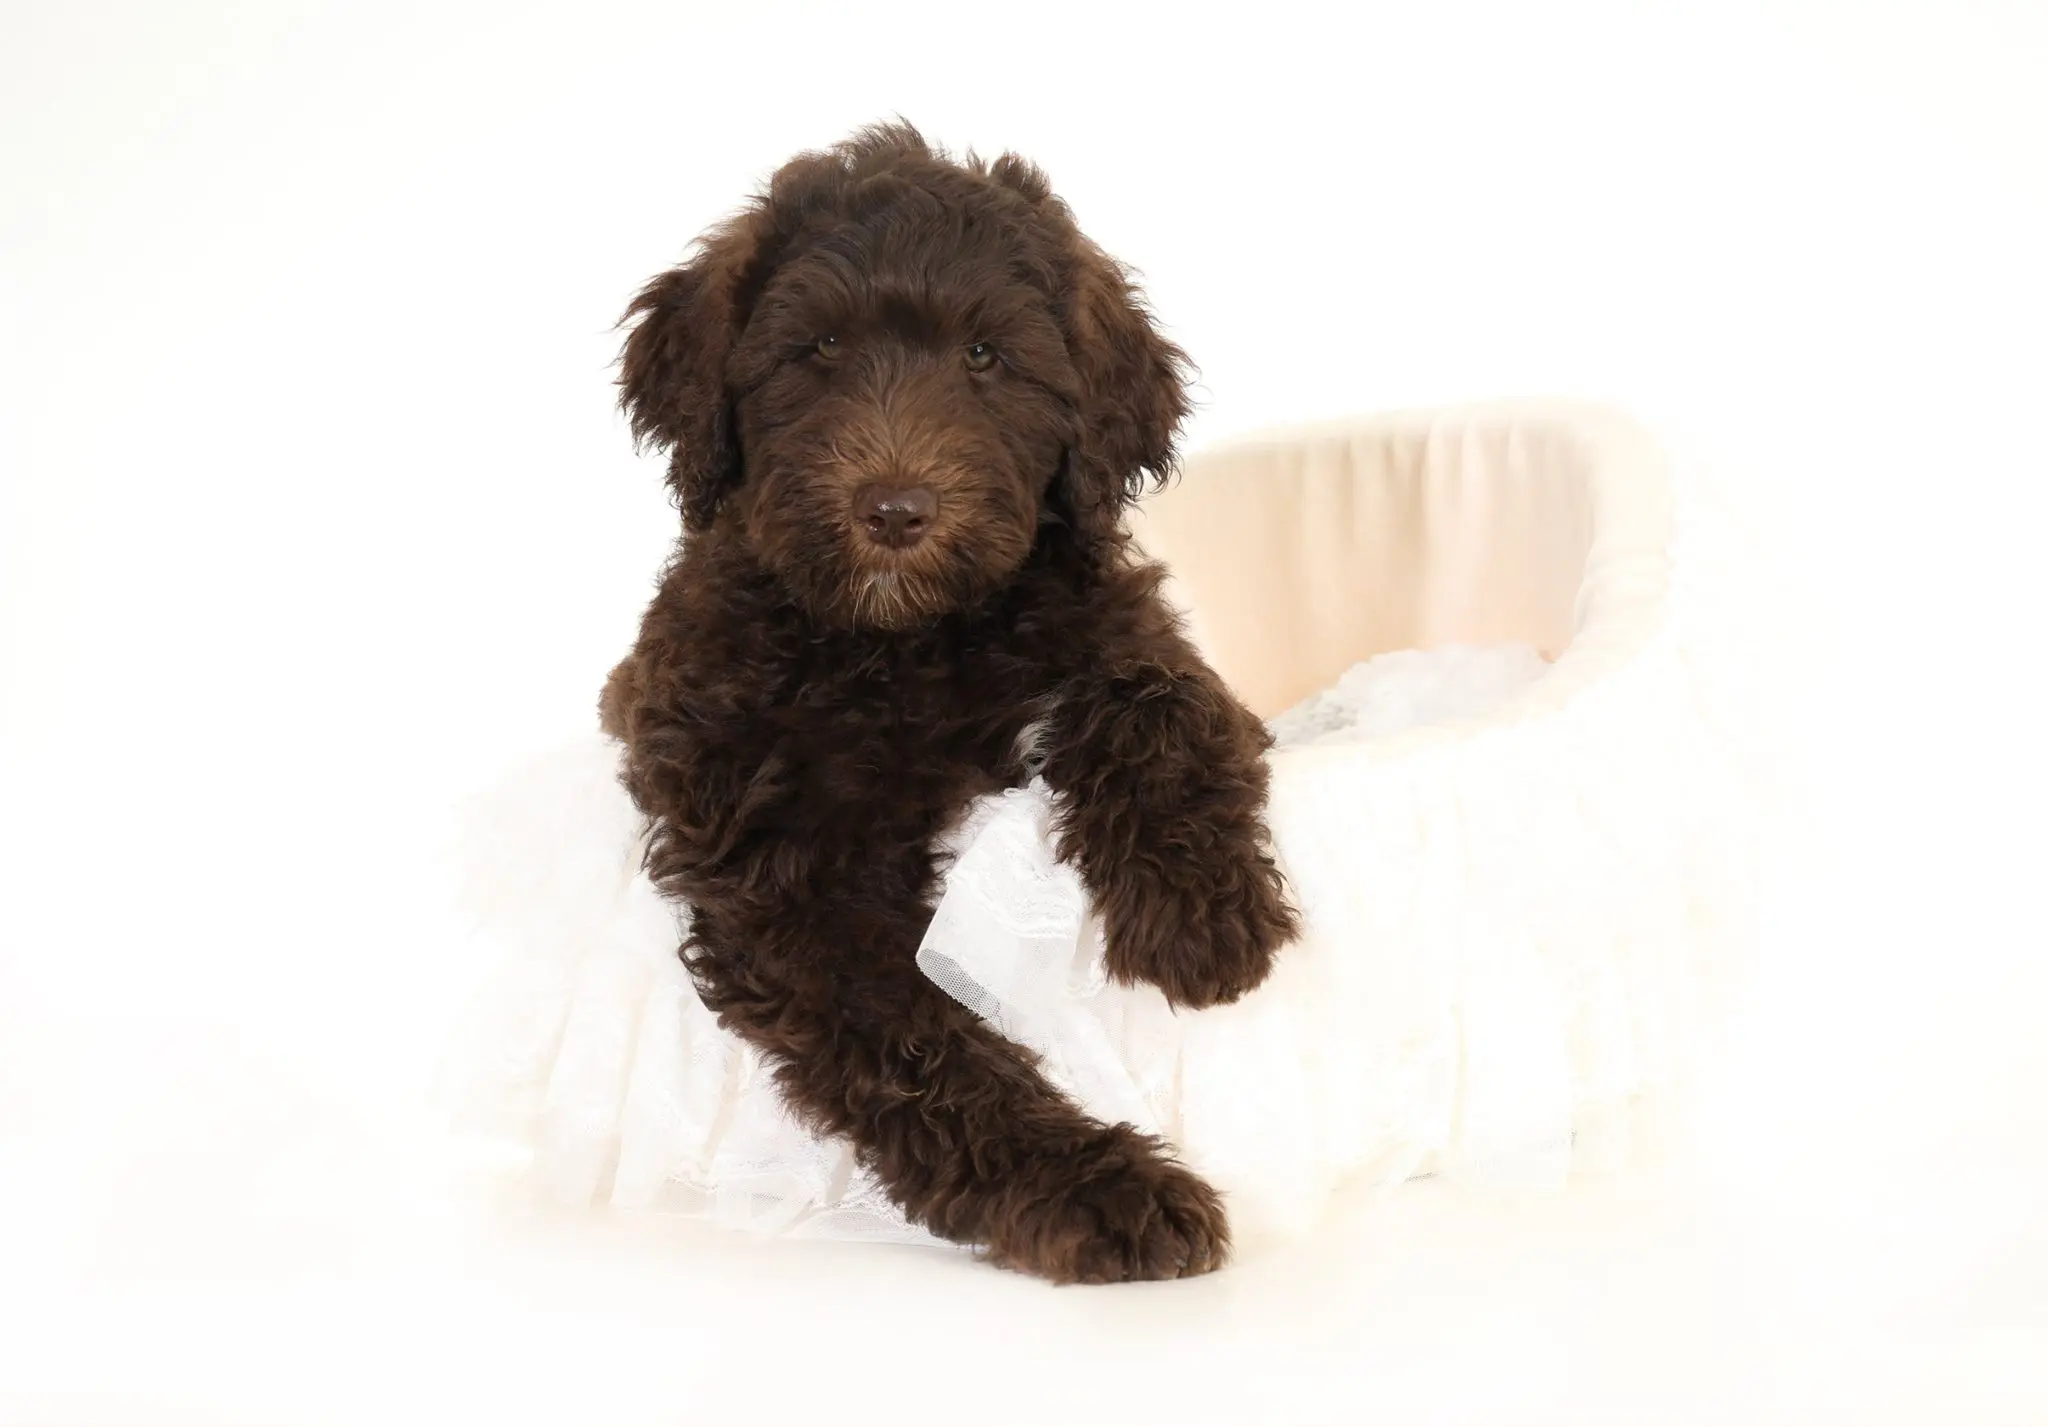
(684, 902, 1230, 1281)
(1041, 647, 1300, 1011)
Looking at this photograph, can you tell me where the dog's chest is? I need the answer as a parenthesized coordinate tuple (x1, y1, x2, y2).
(778, 638, 1046, 800)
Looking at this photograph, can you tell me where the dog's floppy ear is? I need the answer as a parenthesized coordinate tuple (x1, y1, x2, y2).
(617, 214, 769, 532)
(1054, 232, 1193, 558)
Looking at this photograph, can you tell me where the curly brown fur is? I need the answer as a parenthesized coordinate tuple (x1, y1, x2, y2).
(603, 123, 1298, 1283)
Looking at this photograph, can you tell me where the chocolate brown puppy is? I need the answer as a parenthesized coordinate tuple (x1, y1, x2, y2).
(602, 123, 1297, 1282)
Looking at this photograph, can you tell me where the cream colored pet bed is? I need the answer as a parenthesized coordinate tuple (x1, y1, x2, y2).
(440, 401, 1757, 1248)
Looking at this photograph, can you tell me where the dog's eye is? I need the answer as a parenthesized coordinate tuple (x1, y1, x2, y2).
(814, 336, 842, 361)
(964, 341, 997, 373)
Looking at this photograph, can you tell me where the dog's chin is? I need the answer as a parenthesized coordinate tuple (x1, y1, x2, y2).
(846, 568, 935, 630)
(842, 558, 979, 631)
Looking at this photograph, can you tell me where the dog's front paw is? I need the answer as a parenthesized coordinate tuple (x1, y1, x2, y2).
(985, 1128, 1229, 1284)
(1100, 848, 1298, 1010)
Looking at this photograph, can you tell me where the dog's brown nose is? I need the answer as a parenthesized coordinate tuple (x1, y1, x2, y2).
(853, 483, 938, 549)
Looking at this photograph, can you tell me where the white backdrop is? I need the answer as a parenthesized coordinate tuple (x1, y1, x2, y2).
(4, 1, 2045, 1423)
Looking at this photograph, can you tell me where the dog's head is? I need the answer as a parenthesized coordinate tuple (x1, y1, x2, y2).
(617, 123, 1191, 629)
